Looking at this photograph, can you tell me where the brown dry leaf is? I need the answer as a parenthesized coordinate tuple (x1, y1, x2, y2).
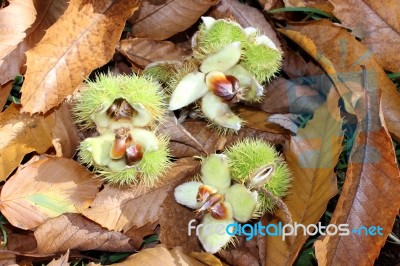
(35, 214, 135, 254)
(0, 81, 13, 110)
(0, 103, 80, 180)
(117, 38, 191, 71)
(46, 250, 70, 266)
(7, 231, 37, 253)
(158, 112, 208, 156)
(209, 0, 282, 51)
(50, 103, 81, 157)
(129, 0, 218, 40)
(0, 0, 69, 86)
(169, 120, 288, 158)
(218, 236, 260, 266)
(280, 19, 400, 141)
(111, 245, 212, 266)
(189, 252, 225, 266)
(0, 157, 101, 230)
(124, 222, 158, 249)
(314, 73, 400, 265)
(258, 0, 283, 12)
(283, 0, 334, 13)
(0, 0, 36, 60)
(159, 180, 201, 253)
(281, 45, 308, 79)
(267, 113, 300, 133)
(251, 78, 325, 115)
(264, 90, 343, 265)
(328, 0, 400, 72)
(0, 253, 16, 266)
(83, 158, 200, 232)
(20, 0, 140, 114)
(236, 106, 288, 134)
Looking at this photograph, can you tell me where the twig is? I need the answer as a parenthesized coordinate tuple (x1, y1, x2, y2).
(258, 187, 292, 224)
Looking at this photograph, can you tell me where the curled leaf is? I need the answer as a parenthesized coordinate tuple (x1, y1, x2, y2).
(0, 104, 80, 181)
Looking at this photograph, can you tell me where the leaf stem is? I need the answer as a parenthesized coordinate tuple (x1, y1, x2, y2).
(258, 187, 292, 224)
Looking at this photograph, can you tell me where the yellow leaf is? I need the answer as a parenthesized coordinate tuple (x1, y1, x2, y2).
(0, 104, 80, 181)
(0, 157, 101, 230)
(264, 90, 343, 265)
(0, 81, 13, 110)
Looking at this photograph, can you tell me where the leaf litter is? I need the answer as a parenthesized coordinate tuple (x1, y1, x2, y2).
(0, 0, 399, 265)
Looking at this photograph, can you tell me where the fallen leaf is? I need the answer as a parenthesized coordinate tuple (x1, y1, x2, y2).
(314, 69, 400, 265)
(115, 61, 133, 75)
(0, 0, 69, 85)
(169, 120, 288, 158)
(254, 216, 271, 264)
(46, 250, 70, 266)
(328, 0, 400, 72)
(258, 0, 283, 12)
(129, 0, 218, 40)
(7, 231, 37, 253)
(218, 236, 260, 266)
(283, 0, 334, 13)
(158, 112, 208, 157)
(35, 214, 135, 254)
(250, 78, 325, 115)
(0, 253, 16, 266)
(0, 157, 101, 230)
(117, 38, 191, 71)
(189, 252, 224, 266)
(83, 158, 200, 232)
(50, 103, 81, 158)
(0, 0, 36, 61)
(281, 45, 308, 79)
(0, 104, 52, 180)
(264, 90, 343, 265)
(267, 113, 300, 133)
(0, 103, 80, 180)
(111, 245, 210, 266)
(20, 0, 140, 114)
(124, 222, 158, 249)
(0, 81, 13, 110)
(280, 19, 400, 141)
(236, 106, 288, 134)
(304, 61, 336, 97)
(159, 181, 201, 253)
(209, 0, 282, 51)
